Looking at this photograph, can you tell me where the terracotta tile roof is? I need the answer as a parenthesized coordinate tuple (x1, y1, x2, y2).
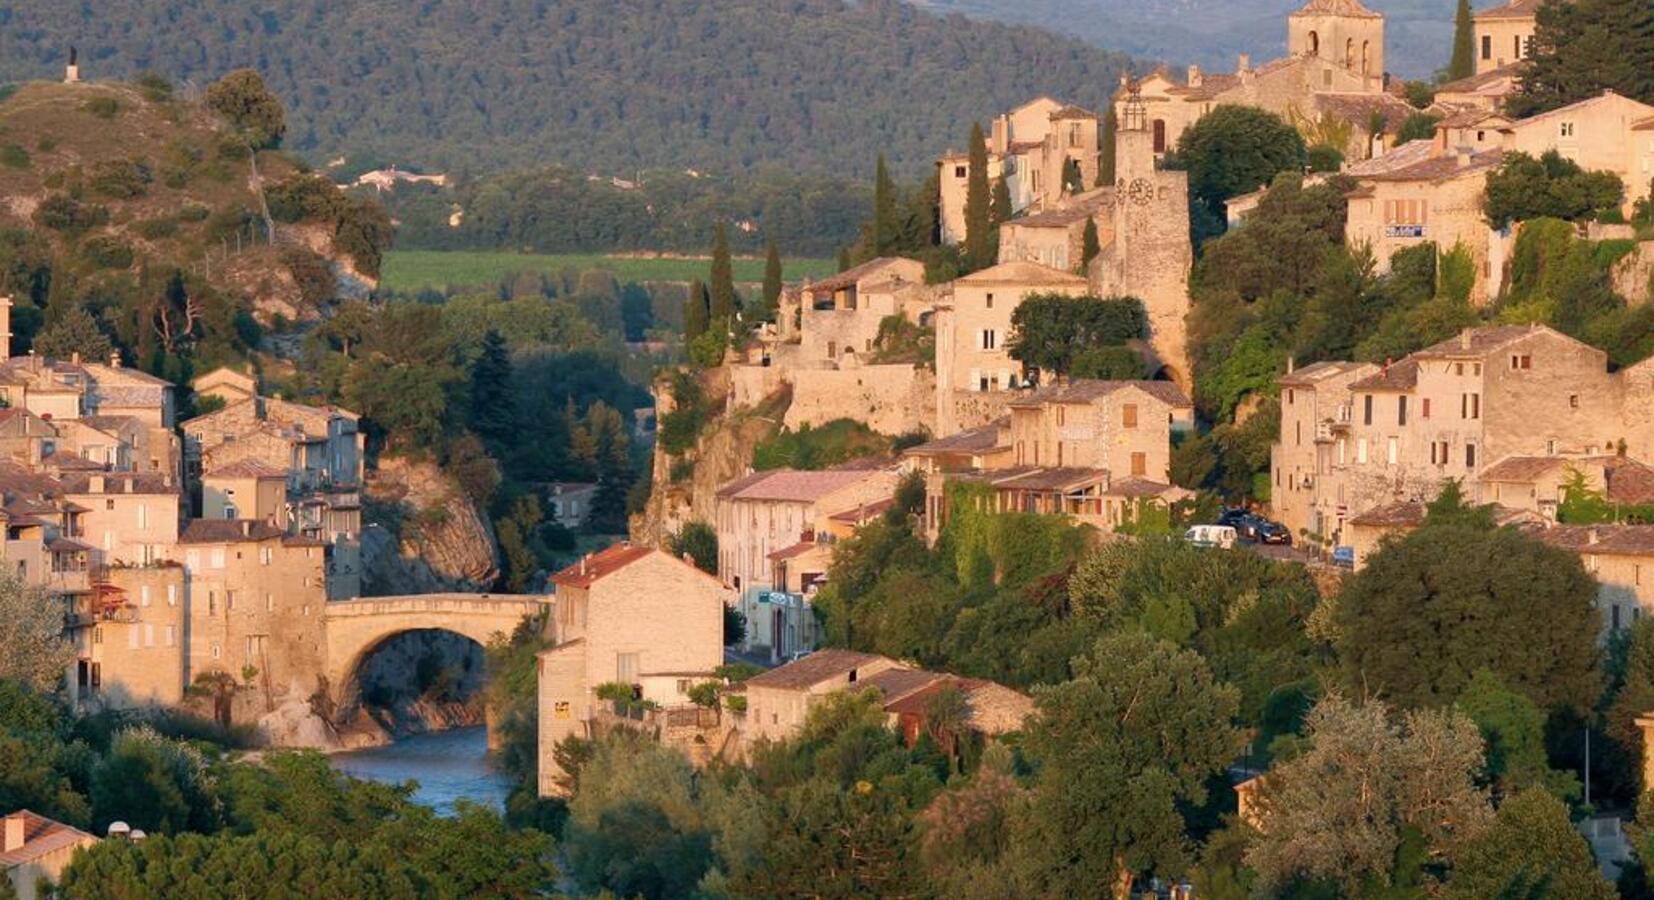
(766, 540, 824, 562)
(1349, 500, 1427, 528)
(1606, 458, 1654, 505)
(905, 419, 1008, 456)
(1348, 358, 1420, 391)
(882, 676, 1035, 734)
(1314, 92, 1418, 132)
(1436, 64, 1525, 96)
(828, 497, 895, 523)
(1007, 139, 1046, 154)
(1048, 104, 1098, 120)
(0, 810, 96, 867)
(1527, 524, 1654, 557)
(1474, 0, 1543, 19)
(1292, 0, 1382, 17)
(990, 466, 1108, 492)
(1479, 455, 1568, 482)
(1007, 379, 1192, 409)
(548, 542, 656, 589)
(42, 451, 104, 471)
(60, 472, 179, 495)
(1358, 146, 1505, 183)
(1278, 360, 1372, 387)
(1413, 324, 1572, 359)
(205, 460, 289, 480)
(744, 649, 889, 690)
(1105, 478, 1176, 498)
(859, 667, 946, 702)
(953, 260, 1088, 287)
(715, 468, 884, 503)
(179, 519, 284, 544)
(804, 257, 918, 294)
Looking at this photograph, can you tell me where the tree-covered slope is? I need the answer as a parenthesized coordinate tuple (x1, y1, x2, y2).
(0, 0, 1134, 178)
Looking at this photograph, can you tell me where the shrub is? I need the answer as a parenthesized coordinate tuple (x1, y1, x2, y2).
(35, 137, 56, 152)
(1306, 144, 1344, 173)
(134, 72, 174, 102)
(81, 235, 135, 270)
(266, 174, 343, 223)
(34, 194, 109, 235)
(281, 247, 337, 305)
(0, 143, 29, 169)
(215, 135, 251, 161)
(88, 159, 153, 200)
(178, 204, 211, 222)
(82, 97, 120, 119)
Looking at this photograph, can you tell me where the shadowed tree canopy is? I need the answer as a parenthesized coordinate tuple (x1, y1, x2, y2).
(1332, 485, 1601, 713)
(1510, 0, 1654, 117)
(1006, 293, 1147, 379)
(1167, 105, 1306, 240)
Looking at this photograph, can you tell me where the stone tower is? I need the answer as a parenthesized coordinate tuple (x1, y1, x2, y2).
(1093, 83, 1193, 390)
(1288, 0, 1385, 79)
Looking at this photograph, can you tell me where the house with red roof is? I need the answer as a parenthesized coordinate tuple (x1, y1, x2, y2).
(1, 810, 97, 900)
(537, 542, 730, 796)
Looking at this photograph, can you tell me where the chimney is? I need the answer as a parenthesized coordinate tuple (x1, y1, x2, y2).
(1237, 53, 1251, 73)
(1286, 357, 1295, 374)
(4, 814, 23, 853)
(241, 520, 251, 537)
(90, 474, 104, 494)
(1587, 528, 1600, 546)
(1459, 328, 1473, 350)
(1456, 146, 1473, 168)
(1187, 64, 1202, 88)
(70, 351, 80, 366)
(0, 295, 12, 364)
(109, 349, 121, 369)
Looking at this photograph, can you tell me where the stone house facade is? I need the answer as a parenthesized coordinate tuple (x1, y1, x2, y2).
(537, 545, 727, 796)
(1, 810, 98, 900)
(62, 471, 182, 568)
(1270, 325, 1654, 550)
(937, 97, 1099, 246)
(1473, 0, 1539, 75)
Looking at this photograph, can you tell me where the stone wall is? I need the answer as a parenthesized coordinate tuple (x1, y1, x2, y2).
(783, 364, 937, 436)
(363, 456, 499, 594)
(1613, 241, 1654, 306)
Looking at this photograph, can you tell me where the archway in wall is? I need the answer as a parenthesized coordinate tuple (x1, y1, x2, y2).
(1308, 31, 1319, 55)
(1362, 41, 1371, 75)
(334, 628, 490, 735)
(1345, 39, 1355, 69)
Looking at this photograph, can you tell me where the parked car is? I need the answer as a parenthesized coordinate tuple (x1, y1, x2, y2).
(1331, 546, 1355, 569)
(1216, 507, 1251, 528)
(1236, 515, 1292, 545)
(1185, 525, 1237, 549)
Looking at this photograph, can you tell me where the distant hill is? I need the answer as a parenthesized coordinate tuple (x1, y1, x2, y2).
(0, 0, 1135, 179)
(913, 0, 1453, 80)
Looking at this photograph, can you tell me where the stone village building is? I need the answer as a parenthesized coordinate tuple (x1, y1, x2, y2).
(1, 810, 97, 900)
(937, 97, 1099, 246)
(537, 544, 728, 795)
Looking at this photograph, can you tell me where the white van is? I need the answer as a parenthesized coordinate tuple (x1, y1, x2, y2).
(1185, 525, 1237, 549)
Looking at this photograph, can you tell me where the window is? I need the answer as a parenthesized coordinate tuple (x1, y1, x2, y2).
(1131, 452, 1147, 477)
(1465, 443, 1477, 468)
(1397, 396, 1407, 426)
(1481, 34, 1492, 60)
(265, 593, 274, 612)
(1287, 389, 1295, 405)
(105, 499, 114, 511)
(1387, 437, 1398, 465)
(1122, 404, 1138, 429)
(985, 293, 994, 309)
(211, 643, 221, 660)
(210, 548, 225, 568)
(954, 165, 966, 178)
(140, 586, 151, 607)
(1471, 393, 1480, 419)
(1422, 397, 1431, 419)
(554, 701, 571, 720)
(616, 652, 640, 684)
(1357, 438, 1369, 464)
(136, 503, 148, 529)
(166, 584, 176, 607)
(144, 624, 154, 647)
(1511, 354, 1531, 370)
(677, 678, 694, 695)
(1363, 395, 1373, 425)
(208, 591, 217, 615)
(164, 625, 176, 647)
(1569, 394, 1579, 409)
(1546, 439, 1557, 455)
(1561, 122, 1574, 138)
(980, 330, 997, 350)
(1152, 119, 1167, 153)
(1614, 604, 1622, 631)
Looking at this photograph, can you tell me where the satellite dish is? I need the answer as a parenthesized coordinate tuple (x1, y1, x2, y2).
(129, 830, 147, 842)
(106, 821, 131, 838)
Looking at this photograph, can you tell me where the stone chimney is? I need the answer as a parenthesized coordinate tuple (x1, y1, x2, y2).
(64, 46, 79, 84)
(109, 349, 121, 369)
(71, 351, 80, 366)
(240, 520, 252, 537)
(3, 814, 24, 853)
(89, 474, 105, 494)
(1237, 53, 1252, 74)
(1587, 528, 1600, 546)
(1286, 357, 1295, 374)
(1459, 328, 1473, 350)
(1187, 64, 1202, 88)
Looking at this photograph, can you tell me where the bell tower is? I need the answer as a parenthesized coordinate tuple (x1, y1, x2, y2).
(1115, 82, 1155, 185)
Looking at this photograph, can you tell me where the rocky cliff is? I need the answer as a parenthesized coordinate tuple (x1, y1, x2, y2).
(362, 455, 500, 595)
(631, 369, 784, 546)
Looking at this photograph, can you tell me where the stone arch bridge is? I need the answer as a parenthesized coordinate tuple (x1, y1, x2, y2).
(321, 593, 550, 707)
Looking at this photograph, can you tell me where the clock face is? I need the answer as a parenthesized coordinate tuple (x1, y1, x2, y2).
(1128, 177, 1154, 206)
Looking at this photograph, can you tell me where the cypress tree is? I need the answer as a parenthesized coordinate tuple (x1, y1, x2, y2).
(1448, 0, 1475, 81)
(991, 175, 1012, 225)
(963, 122, 992, 270)
(468, 329, 516, 451)
(760, 237, 783, 321)
(837, 246, 852, 272)
(1080, 218, 1101, 273)
(1098, 106, 1118, 186)
(873, 153, 898, 255)
(709, 221, 736, 323)
(684, 278, 709, 339)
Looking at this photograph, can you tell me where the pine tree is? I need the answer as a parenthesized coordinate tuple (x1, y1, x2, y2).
(468, 329, 516, 452)
(709, 221, 736, 324)
(759, 237, 783, 322)
(873, 153, 898, 255)
(1080, 218, 1101, 273)
(963, 122, 992, 270)
(1448, 0, 1475, 81)
(1098, 106, 1118, 186)
(1514, 0, 1654, 115)
(684, 278, 709, 340)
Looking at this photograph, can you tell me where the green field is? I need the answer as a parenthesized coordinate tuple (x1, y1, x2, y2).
(380, 250, 837, 293)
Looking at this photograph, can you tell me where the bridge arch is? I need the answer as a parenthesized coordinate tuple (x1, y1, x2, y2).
(322, 593, 550, 711)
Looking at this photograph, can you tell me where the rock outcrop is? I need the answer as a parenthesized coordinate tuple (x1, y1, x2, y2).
(362, 455, 500, 595)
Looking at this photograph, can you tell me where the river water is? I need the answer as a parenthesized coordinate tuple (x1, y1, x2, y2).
(330, 726, 512, 816)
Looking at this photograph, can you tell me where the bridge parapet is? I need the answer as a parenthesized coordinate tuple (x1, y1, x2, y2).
(323, 593, 551, 618)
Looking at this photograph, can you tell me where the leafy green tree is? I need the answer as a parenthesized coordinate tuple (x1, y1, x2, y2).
(668, 521, 718, 574)
(204, 69, 287, 148)
(1070, 346, 1145, 379)
(1080, 217, 1100, 272)
(1170, 105, 1307, 239)
(1443, 790, 1613, 899)
(1484, 151, 1625, 229)
(1244, 695, 1490, 894)
(1014, 632, 1243, 899)
(0, 570, 73, 693)
(709, 224, 737, 324)
(1448, 0, 1476, 81)
(90, 726, 221, 835)
(1333, 484, 1602, 713)
(1511, 0, 1654, 117)
(964, 122, 993, 270)
(1005, 293, 1147, 379)
(1455, 669, 1580, 800)
(565, 736, 713, 899)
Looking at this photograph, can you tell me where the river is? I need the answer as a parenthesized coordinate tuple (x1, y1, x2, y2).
(330, 726, 512, 816)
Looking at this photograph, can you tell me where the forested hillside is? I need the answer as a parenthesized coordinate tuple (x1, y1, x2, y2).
(0, 0, 1133, 178)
